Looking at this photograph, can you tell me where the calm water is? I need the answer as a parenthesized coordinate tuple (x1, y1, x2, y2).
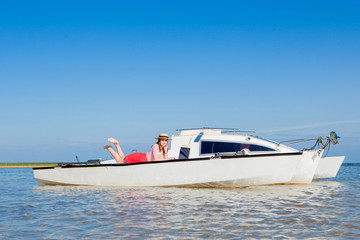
(0, 167, 359, 239)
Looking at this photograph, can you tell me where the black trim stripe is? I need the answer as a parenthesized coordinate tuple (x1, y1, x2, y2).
(33, 152, 302, 170)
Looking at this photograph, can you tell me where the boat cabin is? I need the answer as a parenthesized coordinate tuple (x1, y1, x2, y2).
(168, 128, 297, 159)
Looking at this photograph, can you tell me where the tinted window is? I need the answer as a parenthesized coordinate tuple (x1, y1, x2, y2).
(250, 145, 275, 152)
(201, 141, 275, 154)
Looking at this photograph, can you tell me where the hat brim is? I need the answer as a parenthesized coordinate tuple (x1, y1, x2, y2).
(155, 137, 172, 140)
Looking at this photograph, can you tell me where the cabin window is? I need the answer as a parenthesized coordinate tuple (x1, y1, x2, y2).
(200, 141, 275, 154)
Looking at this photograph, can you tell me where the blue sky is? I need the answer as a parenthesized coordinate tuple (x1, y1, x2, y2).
(1, 0, 359, 162)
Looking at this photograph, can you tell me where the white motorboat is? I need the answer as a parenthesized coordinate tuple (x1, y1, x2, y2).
(33, 128, 343, 187)
(33, 152, 302, 187)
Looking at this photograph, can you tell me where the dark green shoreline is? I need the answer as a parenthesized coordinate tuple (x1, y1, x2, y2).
(0, 163, 57, 168)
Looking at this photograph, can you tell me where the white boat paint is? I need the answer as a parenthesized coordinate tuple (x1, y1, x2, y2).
(287, 149, 324, 184)
(33, 153, 302, 187)
(101, 159, 117, 164)
(313, 156, 345, 179)
(168, 128, 331, 184)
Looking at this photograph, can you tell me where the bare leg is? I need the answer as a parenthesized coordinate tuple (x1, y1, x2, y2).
(108, 138, 125, 158)
(104, 145, 125, 164)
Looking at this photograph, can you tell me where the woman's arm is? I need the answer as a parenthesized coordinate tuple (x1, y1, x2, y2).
(152, 145, 174, 161)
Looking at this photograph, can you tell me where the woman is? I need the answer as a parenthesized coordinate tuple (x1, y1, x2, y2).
(104, 133, 173, 164)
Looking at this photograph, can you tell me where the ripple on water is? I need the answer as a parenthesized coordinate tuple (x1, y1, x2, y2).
(0, 167, 360, 239)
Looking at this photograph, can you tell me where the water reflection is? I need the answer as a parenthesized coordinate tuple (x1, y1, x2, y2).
(1, 167, 359, 239)
(30, 180, 358, 239)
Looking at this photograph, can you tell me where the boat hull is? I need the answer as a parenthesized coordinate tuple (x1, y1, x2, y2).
(33, 153, 302, 187)
(313, 156, 345, 179)
(287, 149, 324, 184)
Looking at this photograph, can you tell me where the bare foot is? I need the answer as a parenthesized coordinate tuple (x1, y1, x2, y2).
(104, 145, 113, 150)
(108, 138, 119, 144)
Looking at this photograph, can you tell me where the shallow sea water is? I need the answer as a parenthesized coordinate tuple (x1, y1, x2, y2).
(0, 166, 359, 239)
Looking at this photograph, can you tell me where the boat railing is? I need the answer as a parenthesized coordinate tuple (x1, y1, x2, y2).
(221, 130, 256, 135)
(175, 127, 256, 136)
(176, 127, 239, 131)
(278, 137, 328, 146)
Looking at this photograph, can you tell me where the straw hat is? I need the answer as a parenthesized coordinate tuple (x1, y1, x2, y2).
(155, 133, 172, 140)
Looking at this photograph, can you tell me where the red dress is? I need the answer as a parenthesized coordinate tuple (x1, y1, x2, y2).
(124, 153, 148, 164)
